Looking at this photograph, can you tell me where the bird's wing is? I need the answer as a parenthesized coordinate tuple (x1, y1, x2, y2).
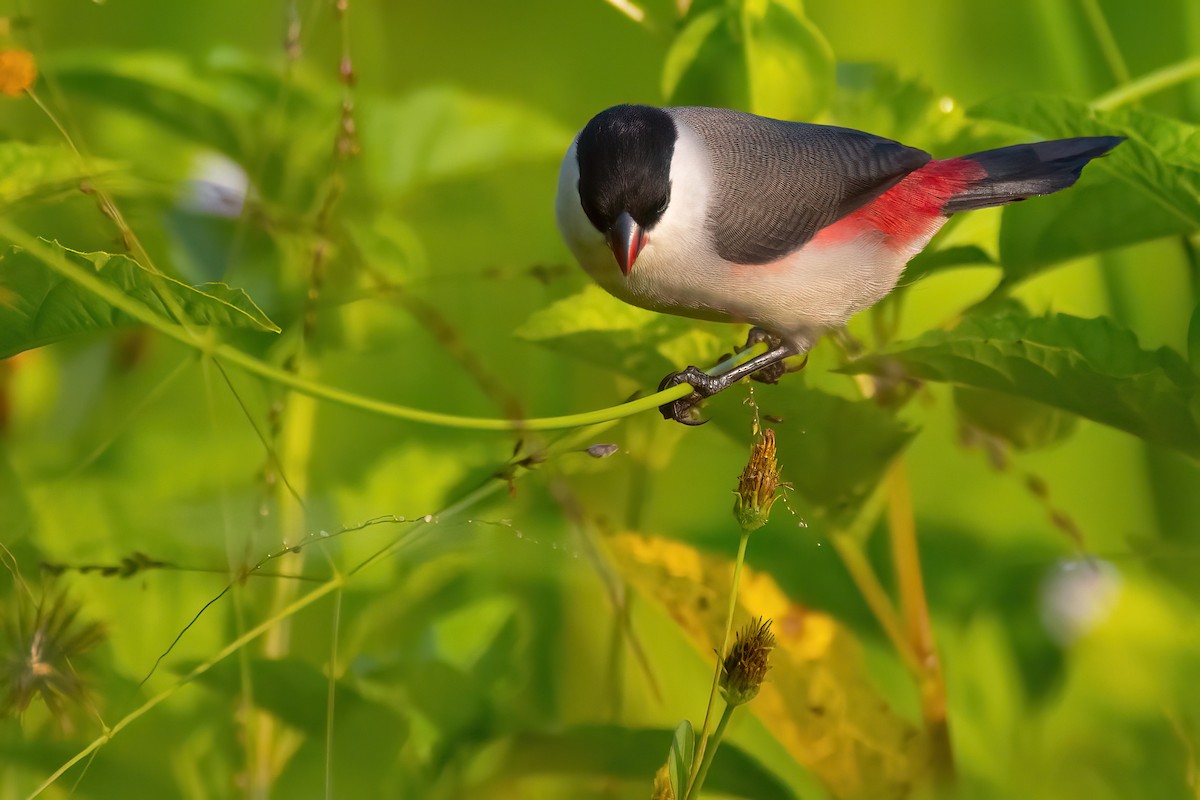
(669, 107, 931, 264)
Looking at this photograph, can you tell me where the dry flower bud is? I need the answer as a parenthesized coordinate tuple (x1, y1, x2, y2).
(586, 443, 619, 459)
(733, 428, 781, 532)
(1, 589, 105, 726)
(719, 617, 775, 706)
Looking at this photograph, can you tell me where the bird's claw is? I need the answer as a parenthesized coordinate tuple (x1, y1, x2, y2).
(658, 366, 719, 425)
(744, 326, 783, 351)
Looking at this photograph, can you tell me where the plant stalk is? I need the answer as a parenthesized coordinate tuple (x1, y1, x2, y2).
(685, 531, 749, 799)
(886, 460, 953, 779)
(687, 701, 736, 800)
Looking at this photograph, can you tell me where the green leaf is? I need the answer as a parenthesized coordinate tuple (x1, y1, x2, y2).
(970, 94, 1200, 280)
(0, 142, 120, 205)
(360, 87, 571, 198)
(46, 51, 260, 157)
(954, 386, 1078, 451)
(514, 284, 729, 379)
(661, 8, 727, 101)
(0, 240, 279, 358)
(742, 0, 835, 121)
(1190, 301, 1200, 374)
(843, 307, 1200, 457)
(669, 719, 695, 798)
(663, 0, 834, 120)
(905, 244, 996, 282)
(187, 657, 409, 784)
(504, 725, 799, 800)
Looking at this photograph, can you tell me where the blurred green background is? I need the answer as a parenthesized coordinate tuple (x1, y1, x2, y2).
(2, 0, 1199, 798)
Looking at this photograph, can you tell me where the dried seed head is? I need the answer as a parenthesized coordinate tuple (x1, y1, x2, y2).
(1, 589, 105, 726)
(719, 617, 775, 706)
(733, 428, 782, 532)
(0, 49, 37, 97)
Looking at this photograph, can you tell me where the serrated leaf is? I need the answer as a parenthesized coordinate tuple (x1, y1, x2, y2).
(668, 719, 695, 798)
(0, 240, 279, 358)
(954, 386, 1078, 451)
(515, 285, 728, 379)
(361, 87, 571, 198)
(970, 94, 1200, 280)
(843, 307, 1200, 457)
(0, 142, 120, 205)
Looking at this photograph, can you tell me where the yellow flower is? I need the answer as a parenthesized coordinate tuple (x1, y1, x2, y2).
(0, 49, 36, 97)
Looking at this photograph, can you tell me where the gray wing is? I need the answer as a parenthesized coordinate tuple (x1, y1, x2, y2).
(668, 107, 931, 264)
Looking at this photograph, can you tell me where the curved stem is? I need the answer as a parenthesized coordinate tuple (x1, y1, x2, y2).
(1090, 57, 1200, 110)
(0, 222, 747, 432)
(686, 531, 749, 799)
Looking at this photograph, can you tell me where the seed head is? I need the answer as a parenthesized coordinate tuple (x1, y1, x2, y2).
(733, 428, 782, 532)
(1, 589, 105, 725)
(719, 617, 775, 706)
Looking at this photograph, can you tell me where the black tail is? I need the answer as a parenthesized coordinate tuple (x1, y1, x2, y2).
(943, 136, 1123, 214)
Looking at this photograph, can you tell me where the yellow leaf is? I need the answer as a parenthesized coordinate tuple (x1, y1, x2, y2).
(611, 532, 931, 798)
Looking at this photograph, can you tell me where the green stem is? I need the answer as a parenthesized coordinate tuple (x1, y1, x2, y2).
(1079, 0, 1131, 87)
(829, 534, 922, 677)
(685, 530, 749, 799)
(687, 702, 736, 800)
(0, 223, 764, 432)
(1090, 56, 1200, 110)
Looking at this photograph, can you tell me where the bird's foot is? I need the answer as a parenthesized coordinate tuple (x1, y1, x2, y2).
(743, 326, 783, 351)
(657, 366, 723, 425)
(750, 352, 809, 384)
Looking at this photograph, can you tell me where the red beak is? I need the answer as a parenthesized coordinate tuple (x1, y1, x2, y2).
(608, 211, 646, 276)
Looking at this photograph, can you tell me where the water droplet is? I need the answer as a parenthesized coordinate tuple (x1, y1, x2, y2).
(516, 531, 523, 539)
(397, 515, 406, 522)
(319, 530, 330, 538)
(423, 514, 433, 523)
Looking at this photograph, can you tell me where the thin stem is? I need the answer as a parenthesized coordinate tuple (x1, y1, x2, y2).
(324, 588, 343, 800)
(0, 223, 763, 432)
(1079, 0, 1131, 87)
(687, 702, 736, 800)
(829, 534, 922, 677)
(1091, 57, 1200, 110)
(686, 531, 749, 798)
(886, 460, 954, 779)
(887, 462, 936, 669)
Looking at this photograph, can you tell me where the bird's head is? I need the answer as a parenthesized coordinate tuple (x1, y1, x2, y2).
(573, 105, 676, 276)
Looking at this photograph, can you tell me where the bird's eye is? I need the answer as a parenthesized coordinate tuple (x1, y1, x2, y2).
(656, 198, 669, 215)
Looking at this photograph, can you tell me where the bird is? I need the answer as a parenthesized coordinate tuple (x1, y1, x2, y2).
(555, 104, 1122, 424)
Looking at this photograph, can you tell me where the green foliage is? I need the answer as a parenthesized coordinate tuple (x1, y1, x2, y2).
(1, 1, 1199, 799)
(0, 241, 277, 358)
(845, 306, 1200, 457)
